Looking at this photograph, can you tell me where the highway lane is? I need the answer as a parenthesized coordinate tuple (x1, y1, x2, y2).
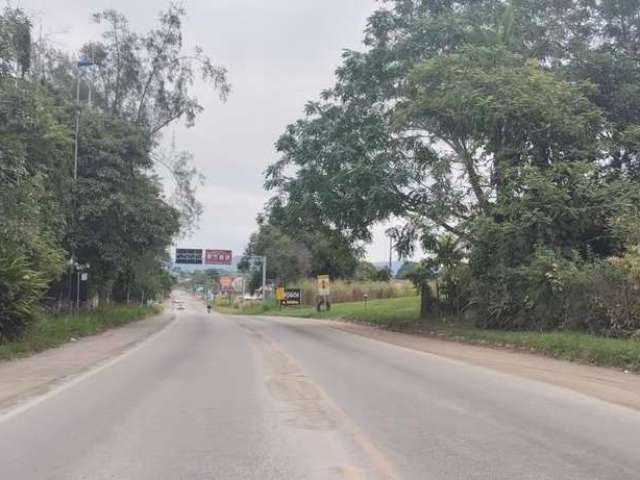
(1, 296, 639, 479)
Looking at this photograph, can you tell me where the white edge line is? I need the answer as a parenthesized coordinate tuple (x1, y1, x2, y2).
(0, 314, 179, 424)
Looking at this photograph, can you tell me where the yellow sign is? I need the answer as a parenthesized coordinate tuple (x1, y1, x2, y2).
(275, 287, 285, 301)
(317, 274, 330, 296)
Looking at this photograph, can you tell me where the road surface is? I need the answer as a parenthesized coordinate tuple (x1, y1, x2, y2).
(1, 295, 640, 479)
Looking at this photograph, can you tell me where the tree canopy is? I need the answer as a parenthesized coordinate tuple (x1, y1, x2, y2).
(240, 216, 361, 291)
(0, 5, 227, 339)
(264, 0, 640, 333)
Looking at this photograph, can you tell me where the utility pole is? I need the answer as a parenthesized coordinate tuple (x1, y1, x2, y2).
(73, 69, 81, 181)
(242, 255, 268, 303)
(74, 56, 94, 180)
(73, 57, 93, 181)
(76, 267, 82, 313)
(88, 46, 94, 108)
(71, 57, 93, 311)
(261, 256, 267, 303)
(389, 235, 393, 274)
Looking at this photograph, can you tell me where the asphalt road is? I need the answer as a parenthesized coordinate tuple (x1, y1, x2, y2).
(2, 295, 640, 480)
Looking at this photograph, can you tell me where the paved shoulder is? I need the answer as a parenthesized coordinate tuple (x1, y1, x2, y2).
(240, 314, 640, 480)
(321, 319, 640, 411)
(0, 310, 174, 412)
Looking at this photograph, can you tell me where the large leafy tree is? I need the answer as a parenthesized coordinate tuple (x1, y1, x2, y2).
(241, 223, 312, 288)
(265, 0, 640, 328)
(0, 6, 31, 77)
(268, 43, 603, 251)
(72, 110, 180, 301)
(1, 4, 221, 338)
(85, 5, 229, 135)
(80, 5, 229, 232)
(240, 217, 361, 289)
(0, 8, 69, 338)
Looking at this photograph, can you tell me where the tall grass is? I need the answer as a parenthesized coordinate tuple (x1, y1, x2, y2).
(0, 304, 162, 361)
(293, 279, 416, 305)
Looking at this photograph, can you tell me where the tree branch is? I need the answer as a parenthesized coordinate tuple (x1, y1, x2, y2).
(149, 111, 184, 137)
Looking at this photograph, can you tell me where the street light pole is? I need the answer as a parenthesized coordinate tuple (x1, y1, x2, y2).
(241, 255, 268, 303)
(261, 256, 267, 303)
(71, 57, 94, 311)
(73, 69, 81, 181)
(76, 266, 81, 313)
(74, 56, 94, 181)
(389, 235, 393, 274)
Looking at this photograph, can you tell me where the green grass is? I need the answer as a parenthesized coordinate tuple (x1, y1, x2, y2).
(0, 304, 163, 361)
(219, 296, 640, 371)
(266, 296, 421, 327)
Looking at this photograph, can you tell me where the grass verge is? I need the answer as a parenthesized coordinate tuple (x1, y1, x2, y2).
(0, 304, 163, 361)
(218, 296, 640, 371)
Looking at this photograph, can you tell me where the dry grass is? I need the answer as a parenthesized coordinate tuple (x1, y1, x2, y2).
(292, 279, 416, 305)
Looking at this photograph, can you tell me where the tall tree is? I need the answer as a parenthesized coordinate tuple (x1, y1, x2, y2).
(79, 4, 229, 232)
(1, 5, 218, 338)
(265, 0, 640, 328)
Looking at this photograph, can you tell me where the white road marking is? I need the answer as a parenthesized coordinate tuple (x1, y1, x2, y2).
(0, 314, 179, 424)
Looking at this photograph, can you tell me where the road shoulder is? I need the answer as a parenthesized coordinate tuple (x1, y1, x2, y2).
(0, 311, 175, 412)
(282, 317, 640, 412)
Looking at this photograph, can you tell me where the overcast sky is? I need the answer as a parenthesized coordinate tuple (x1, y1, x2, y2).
(21, 0, 404, 262)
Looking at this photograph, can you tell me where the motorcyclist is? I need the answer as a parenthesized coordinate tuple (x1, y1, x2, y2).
(207, 304, 212, 314)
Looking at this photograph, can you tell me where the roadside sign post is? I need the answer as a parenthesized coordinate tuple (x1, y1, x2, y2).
(283, 289, 302, 307)
(316, 274, 331, 312)
(276, 287, 301, 307)
(184, 251, 266, 304)
(72, 262, 90, 314)
(205, 249, 232, 266)
(276, 286, 285, 309)
(175, 248, 204, 265)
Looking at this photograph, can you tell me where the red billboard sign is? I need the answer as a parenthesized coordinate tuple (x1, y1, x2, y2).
(205, 249, 232, 265)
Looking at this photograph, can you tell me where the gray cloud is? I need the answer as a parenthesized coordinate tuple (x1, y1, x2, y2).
(22, 0, 408, 262)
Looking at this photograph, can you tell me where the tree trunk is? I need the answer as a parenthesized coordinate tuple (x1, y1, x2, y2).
(420, 283, 434, 320)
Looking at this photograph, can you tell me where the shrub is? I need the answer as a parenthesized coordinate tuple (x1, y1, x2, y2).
(0, 246, 49, 342)
(472, 247, 640, 336)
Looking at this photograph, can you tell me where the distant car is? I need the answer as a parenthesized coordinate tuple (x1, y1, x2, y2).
(177, 304, 185, 310)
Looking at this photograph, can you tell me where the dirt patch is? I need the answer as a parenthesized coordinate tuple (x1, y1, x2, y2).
(328, 321, 640, 412)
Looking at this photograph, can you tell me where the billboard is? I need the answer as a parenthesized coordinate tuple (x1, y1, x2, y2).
(175, 248, 203, 265)
(205, 249, 232, 266)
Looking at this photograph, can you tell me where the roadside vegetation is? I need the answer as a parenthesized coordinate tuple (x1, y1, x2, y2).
(234, 1, 640, 348)
(211, 279, 415, 308)
(0, 304, 162, 361)
(219, 296, 640, 372)
(0, 5, 227, 345)
(295, 279, 415, 305)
